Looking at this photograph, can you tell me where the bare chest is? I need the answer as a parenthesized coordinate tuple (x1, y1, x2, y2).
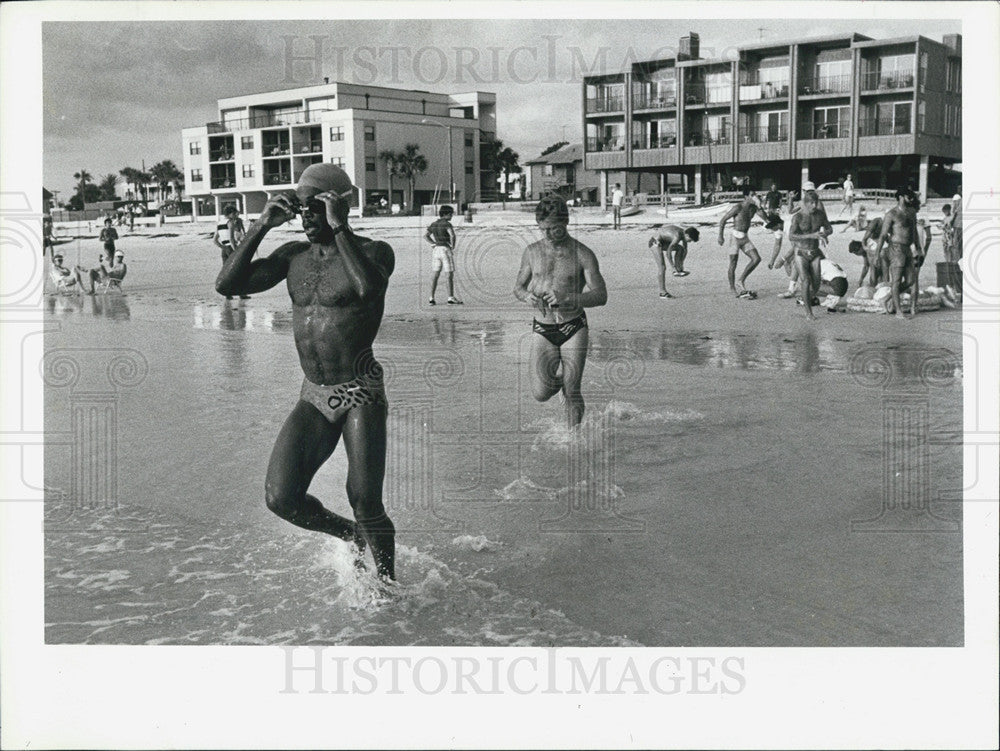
(286, 251, 360, 307)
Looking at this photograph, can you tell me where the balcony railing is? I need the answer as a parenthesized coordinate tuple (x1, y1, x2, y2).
(738, 81, 790, 101)
(263, 173, 292, 186)
(738, 124, 789, 143)
(633, 93, 677, 110)
(209, 151, 234, 162)
(861, 70, 915, 91)
(206, 109, 332, 134)
(684, 84, 732, 105)
(262, 146, 291, 157)
(586, 96, 625, 113)
(586, 136, 625, 152)
(797, 122, 851, 139)
(632, 135, 678, 149)
(211, 177, 236, 189)
(294, 143, 323, 155)
(858, 117, 912, 137)
(798, 75, 852, 95)
(684, 129, 731, 147)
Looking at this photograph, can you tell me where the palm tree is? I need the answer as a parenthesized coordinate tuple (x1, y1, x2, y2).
(98, 173, 119, 201)
(395, 144, 428, 214)
(149, 160, 184, 205)
(482, 139, 522, 205)
(120, 166, 142, 201)
(378, 149, 401, 209)
(73, 169, 92, 205)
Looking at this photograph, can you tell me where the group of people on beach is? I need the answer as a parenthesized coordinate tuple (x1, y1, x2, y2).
(649, 179, 959, 320)
(204, 162, 962, 582)
(48, 216, 128, 295)
(212, 164, 610, 582)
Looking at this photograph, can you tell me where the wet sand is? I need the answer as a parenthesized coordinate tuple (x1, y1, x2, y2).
(44, 213, 962, 646)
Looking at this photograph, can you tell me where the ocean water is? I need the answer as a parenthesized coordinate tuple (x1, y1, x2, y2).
(43, 227, 963, 646)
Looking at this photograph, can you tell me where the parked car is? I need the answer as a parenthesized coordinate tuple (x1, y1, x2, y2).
(815, 181, 867, 198)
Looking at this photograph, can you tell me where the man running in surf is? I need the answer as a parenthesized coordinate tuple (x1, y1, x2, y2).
(216, 163, 397, 580)
(514, 196, 607, 427)
(718, 187, 769, 298)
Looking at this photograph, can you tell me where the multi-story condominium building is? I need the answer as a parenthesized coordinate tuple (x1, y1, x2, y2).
(182, 82, 497, 218)
(583, 31, 961, 203)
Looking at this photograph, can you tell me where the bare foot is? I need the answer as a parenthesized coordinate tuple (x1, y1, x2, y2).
(895, 312, 908, 320)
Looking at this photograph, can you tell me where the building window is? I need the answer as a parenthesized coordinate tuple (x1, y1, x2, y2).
(544, 164, 554, 177)
(917, 101, 926, 133)
(811, 106, 850, 138)
(946, 60, 961, 93)
(330, 126, 344, 141)
(189, 142, 201, 155)
(464, 132, 474, 147)
(464, 160, 474, 175)
(330, 157, 345, 167)
(241, 136, 254, 150)
(364, 125, 375, 141)
(366, 158, 376, 172)
(242, 165, 255, 178)
(191, 169, 203, 182)
(919, 52, 928, 93)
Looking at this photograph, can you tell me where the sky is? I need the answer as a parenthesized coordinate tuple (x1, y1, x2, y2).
(43, 17, 961, 199)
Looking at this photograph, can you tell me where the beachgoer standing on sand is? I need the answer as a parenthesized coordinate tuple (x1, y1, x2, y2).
(99, 218, 118, 256)
(214, 205, 248, 301)
(611, 183, 624, 230)
(425, 204, 462, 305)
(718, 187, 769, 299)
(874, 188, 922, 319)
(648, 225, 699, 297)
(514, 196, 607, 427)
(215, 163, 397, 580)
(839, 174, 855, 216)
(788, 191, 832, 320)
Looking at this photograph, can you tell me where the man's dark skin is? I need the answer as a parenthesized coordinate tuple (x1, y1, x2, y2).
(215, 186, 397, 579)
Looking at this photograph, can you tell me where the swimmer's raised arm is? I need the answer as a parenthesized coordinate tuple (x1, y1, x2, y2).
(216, 194, 305, 296)
(316, 191, 393, 297)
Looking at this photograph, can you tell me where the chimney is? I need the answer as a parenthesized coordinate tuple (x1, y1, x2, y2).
(942, 33, 962, 55)
(678, 33, 700, 61)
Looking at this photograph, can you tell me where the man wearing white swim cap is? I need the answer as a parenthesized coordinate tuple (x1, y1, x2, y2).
(216, 163, 398, 580)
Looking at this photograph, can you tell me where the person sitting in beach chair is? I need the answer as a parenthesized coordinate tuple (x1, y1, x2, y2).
(75, 250, 127, 294)
(49, 253, 79, 293)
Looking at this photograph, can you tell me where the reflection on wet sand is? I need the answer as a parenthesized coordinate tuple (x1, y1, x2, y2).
(590, 329, 961, 380)
(192, 302, 293, 332)
(46, 292, 131, 321)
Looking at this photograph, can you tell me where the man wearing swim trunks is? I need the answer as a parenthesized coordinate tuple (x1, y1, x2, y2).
(788, 191, 832, 320)
(874, 189, 921, 319)
(514, 196, 607, 427)
(648, 225, 699, 296)
(425, 204, 462, 305)
(214, 205, 248, 301)
(216, 163, 397, 580)
(718, 187, 768, 298)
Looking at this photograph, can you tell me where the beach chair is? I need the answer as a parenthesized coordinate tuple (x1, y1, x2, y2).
(49, 265, 77, 294)
(97, 272, 125, 294)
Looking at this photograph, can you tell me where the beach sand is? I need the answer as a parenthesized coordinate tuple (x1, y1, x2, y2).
(43, 210, 963, 646)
